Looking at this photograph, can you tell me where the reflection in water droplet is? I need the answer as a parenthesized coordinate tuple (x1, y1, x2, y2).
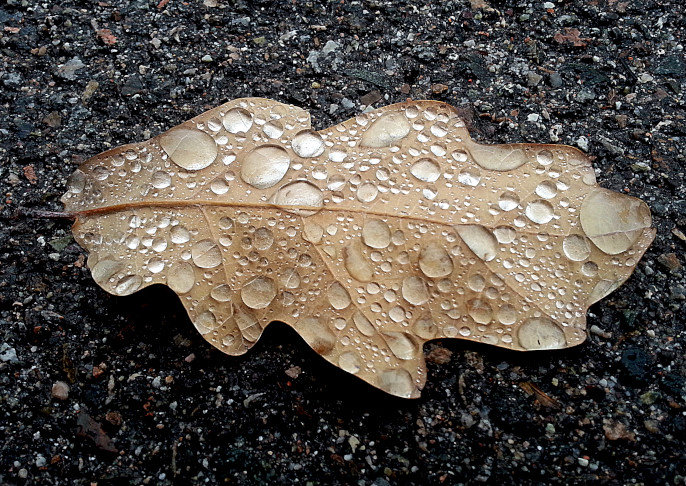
(562, 234, 591, 261)
(343, 244, 374, 282)
(410, 158, 441, 182)
(419, 243, 453, 278)
(191, 239, 222, 268)
(525, 200, 554, 224)
(517, 317, 566, 350)
(241, 145, 291, 189)
(498, 191, 520, 211)
(223, 107, 253, 133)
(159, 128, 217, 171)
(378, 369, 414, 398)
(292, 130, 325, 158)
(210, 284, 233, 302)
(241, 276, 277, 309)
(362, 219, 391, 249)
(401, 276, 429, 305)
(383, 332, 417, 360)
(456, 225, 498, 262)
(272, 181, 324, 216)
(298, 317, 336, 354)
(467, 299, 493, 324)
(360, 112, 411, 148)
(580, 189, 652, 255)
(357, 182, 379, 203)
(327, 282, 351, 310)
(151, 170, 171, 189)
(167, 262, 195, 293)
(339, 352, 361, 374)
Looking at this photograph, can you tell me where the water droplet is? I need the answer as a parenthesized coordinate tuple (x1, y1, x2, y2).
(493, 226, 516, 244)
(327, 282, 351, 310)
(191, 239, 222, 268)
(517, 317, 566, 350)
(339, 352, 361, 374)
(210, 284, 233, 302)
(498, 191, 520, 211)
(263, 120, 284, 139)
(170, 225, 190, 244)
(235, 308, 261, 342)
(67, 169, 86, 193)
(536, 149, 554, 165)
(360, 112, 411, 148)
(352, 311, 376, 336)
(292, 130, 325, 158)
(91, 259, 124, 287)
(356, 182, 379, 203)
(401, 276, 429, 306)
(241, 276, 276, 309)
(581, 261, 598, 277)
(467, 298, 493, 324)
(241, 145, 291, 189)
(151, 170, 171, 189)
(535, 180, 557, 199)
(580, 189, 652, 255)
(466, 143, 527, 171)
(413, 318, 438, 340)
(298, 317, 336, 354)
(223, 107, 253, 133)
(343, 243, 374, 282)
(456, 225, 498, 261)
(497, 304, 517, 325)
(159, 128, 217, 171)
(148, 257, 165, 273)
(271, 181, 323, 216)
(194, 310, 219, 334)
(302, 222, 324, 244)
(113, 274, 140, 295)
(378, 369, 415, 398)
(562, 234, 591, 261)
(410, 158, 441, 182)
(525, 200, 554, 224)
(210, 179, 229, 195)
(167, 262, 195, 293)
(419, 243, 453, 278)
(253, 227, 274, 251)
(457, 167, 481, 186)
(362, 219, 391, 249)
(383, 332, 417, 360)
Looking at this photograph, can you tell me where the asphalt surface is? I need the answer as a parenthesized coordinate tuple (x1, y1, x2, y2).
(0, 0, 684, 484)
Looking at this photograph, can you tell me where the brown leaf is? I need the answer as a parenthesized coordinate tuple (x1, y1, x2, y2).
(519, 381, 561, 409)
(61, 98, 655, 398)
(76, 412, 118, 453)
(96, 29, 117, 46)
(23, 165, 37, 184)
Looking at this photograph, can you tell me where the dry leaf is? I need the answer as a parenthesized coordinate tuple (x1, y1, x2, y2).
(61, 98, 655, 398)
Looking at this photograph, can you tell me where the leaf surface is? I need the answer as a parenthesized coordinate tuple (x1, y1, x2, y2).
(62, 98, 655, 398)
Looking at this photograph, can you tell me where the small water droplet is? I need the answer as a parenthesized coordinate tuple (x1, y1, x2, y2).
(210, 284, 233, 302)
(356, 182, 379, 203)
(151, 170, 171, 189)
(498, 191, 520, 211)
(535, 180, 557, 199)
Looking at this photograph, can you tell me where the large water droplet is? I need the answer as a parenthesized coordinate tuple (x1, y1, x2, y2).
(562, 234, 591, 261)
(263, 120, 284, 139)
(383, 332, 417, 360)
(401, 276, 429, 306)
(343, 243, 374, 282)
(114, 274, 142, 296)
(352, 311, 376, 336)
(413, 318, 438, 340)
(493, 226, 516, 244)
(241, 145, 291, 189)
(465, 142, 527, 171)
(191, 239, 222, 268)
(362, 219, 391, 249)
(535, 180, 557, 199)
(419, 243, 453, 278)
(580, 189, 652, 255)
(517, 317, 567, 350)
(378, 369, 415, 398)
(223, 107, 253, 133)
(497, 304, 517, 325)
(194, 310, 219, 334)
(339, 352, 361, 374)
(159, 128, 217, 171)
(525, 200, 554, 224)
(167, 262, 195, 293)
(170, 225, 190, 244)
(210, 284, 233, 302)
(457, 167, 481, 186)
(91, 259, 124, 287)
(271, 181, 324, 216)
(410, 158, 441, 182)
(356, 182, 379, 203)
(498, 191, 520, 211)
(327, 282, 351, 310)
(253, 227, 274, 251)
(67, 169, 87, 194)
(241, 276, 277, 309)
(467, 298, 493, 324)
(456, 225, 498, 262)
(291, 130, 325, 158)
(298, 317, 335, 354)
(235, 308, 261, 342)
(151, 170, 171, 189)
(360, 112, 411, 148)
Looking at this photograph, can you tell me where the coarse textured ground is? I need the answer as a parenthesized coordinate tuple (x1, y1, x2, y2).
(1, 0, 684, 484)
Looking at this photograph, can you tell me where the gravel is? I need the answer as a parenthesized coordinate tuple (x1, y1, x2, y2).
(1, 0, 684, 484)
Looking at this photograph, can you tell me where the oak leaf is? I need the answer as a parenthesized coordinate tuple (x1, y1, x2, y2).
(61, 98, 654, 398)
